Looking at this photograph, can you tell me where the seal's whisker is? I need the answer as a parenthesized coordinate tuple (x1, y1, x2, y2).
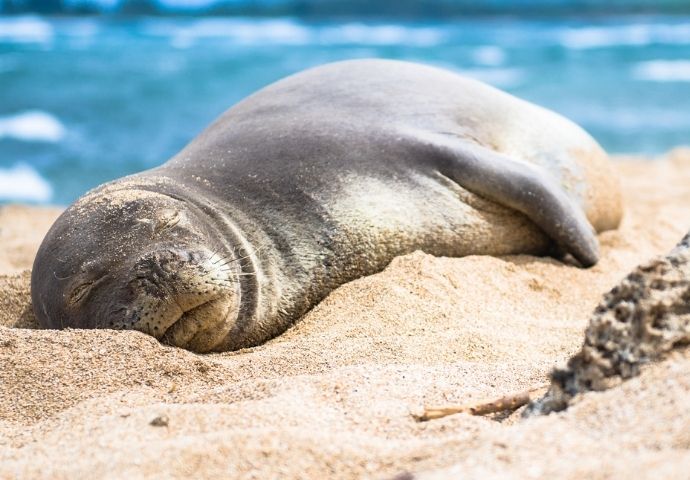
(208, 249, 221, 264)
(218, 265, 257, 275)
(218, 254, 254, 267)
(216, 242, 270, 268)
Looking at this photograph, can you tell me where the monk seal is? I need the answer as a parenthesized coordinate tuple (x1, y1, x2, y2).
(31, 59, 623, 352)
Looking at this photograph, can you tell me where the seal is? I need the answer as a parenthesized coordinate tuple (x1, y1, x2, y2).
(31, 59, 623, 352)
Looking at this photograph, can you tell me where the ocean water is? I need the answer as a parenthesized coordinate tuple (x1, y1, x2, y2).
(1, 14, 689, 204)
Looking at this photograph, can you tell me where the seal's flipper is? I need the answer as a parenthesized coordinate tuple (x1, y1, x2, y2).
(410, 130, 600, 267)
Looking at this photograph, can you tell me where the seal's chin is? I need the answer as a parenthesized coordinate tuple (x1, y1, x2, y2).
(160, 295, 237, 352)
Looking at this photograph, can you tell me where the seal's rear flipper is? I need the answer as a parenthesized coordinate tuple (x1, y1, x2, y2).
(410, 130, 600, 267)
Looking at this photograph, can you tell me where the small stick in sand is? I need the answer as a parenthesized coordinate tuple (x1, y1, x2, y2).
(413, 386, 546, 422)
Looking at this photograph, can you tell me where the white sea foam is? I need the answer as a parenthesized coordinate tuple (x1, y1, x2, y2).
(145, 18, 312, 47)
(0, 164, 53, 203)
(146, 18, 445, 48)
(472, 46, 506, 66)
(575, 106, 690, 129)
(560, 25, 651, 49)
(0, 111, 67, 143)
(632, 60, 690, 82)
(559, 23, 690, 49)
(0, 16, 54, 44)
(318, 23, 444, 46)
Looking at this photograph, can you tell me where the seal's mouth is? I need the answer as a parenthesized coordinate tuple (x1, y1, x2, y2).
(159, 295, 235, 352)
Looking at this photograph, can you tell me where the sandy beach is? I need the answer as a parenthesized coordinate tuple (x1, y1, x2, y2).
(2, 151, 690, 479)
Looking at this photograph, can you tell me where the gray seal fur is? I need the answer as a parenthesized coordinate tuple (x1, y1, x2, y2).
(31, 59, 623, 352)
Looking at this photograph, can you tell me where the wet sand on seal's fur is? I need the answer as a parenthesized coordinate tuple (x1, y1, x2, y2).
(2, 152, 690, 479)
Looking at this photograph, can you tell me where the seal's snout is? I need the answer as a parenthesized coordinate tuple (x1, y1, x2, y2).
(31, 186, 247, 352)
(124, 247, 241, 352)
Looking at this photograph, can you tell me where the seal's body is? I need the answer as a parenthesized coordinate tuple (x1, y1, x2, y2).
(31, 60, 622, 352)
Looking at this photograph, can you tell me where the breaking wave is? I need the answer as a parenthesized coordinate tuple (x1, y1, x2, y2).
(632, 60, 690, 82)
(0, 111, 66, 143)
(0, 164, 53, 203)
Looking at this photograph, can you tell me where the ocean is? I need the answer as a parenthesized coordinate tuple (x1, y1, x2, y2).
(1, 14, 689, 204)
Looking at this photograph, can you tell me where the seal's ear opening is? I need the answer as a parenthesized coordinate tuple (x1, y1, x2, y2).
(66, 281, 94, 307)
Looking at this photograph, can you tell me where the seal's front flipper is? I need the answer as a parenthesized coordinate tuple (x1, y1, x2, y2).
(410, 130, 600, 267)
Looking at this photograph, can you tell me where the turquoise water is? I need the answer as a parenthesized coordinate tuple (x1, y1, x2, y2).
(1, 15, 689, 204)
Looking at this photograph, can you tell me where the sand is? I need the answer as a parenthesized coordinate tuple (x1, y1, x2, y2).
(2, 151, 690, 479)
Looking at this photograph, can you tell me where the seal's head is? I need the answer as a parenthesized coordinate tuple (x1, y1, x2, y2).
(31, 183, 242, 353)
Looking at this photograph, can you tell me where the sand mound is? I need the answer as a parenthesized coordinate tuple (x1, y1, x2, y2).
(2, 155, 690, 479)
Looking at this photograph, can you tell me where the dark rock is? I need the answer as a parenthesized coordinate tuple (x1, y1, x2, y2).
(526, 232, 690, 416)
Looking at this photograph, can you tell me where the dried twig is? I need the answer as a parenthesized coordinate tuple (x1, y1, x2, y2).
(413, 385, 547, 422)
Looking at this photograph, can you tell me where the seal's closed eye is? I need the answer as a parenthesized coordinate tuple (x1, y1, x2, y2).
(67, 281, 94, 306)
(155, 210, 183, 234)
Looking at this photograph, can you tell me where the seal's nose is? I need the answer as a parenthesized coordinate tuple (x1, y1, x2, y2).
(132, 247, 205, 291)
